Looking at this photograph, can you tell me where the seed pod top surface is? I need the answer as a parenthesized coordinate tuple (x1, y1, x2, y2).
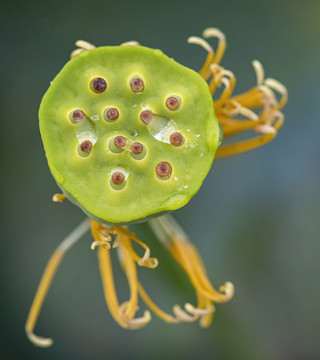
(39, 45, 221, 224)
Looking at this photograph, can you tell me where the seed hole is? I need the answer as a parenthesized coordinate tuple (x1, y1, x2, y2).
(114, 136, 127, 149)
(90, 77, 107, 93)
(166, 96, 181, 111)
(140, 110, 153, 124)
(130, 76, 144, 93)
(70, 109, 86, 124)
(104, 107, 119, 121)
(170, 132, 184, 146)
(156, 161, 172, 179)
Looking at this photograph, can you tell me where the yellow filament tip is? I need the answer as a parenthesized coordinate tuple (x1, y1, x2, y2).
(120, 41, 140, 46)
(91, 240, 111, 250)
(187, 36, 213, 54)
(252, 60, 265, 86)
(26, 331, 53, 348)
(75, 40, 96, 50)
(70, 48, 84, 59)
(52, 193, 66, 203)
(203, 27, 226, 42)
(173, 305, 197, 322)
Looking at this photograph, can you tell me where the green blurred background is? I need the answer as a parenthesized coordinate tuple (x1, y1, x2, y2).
(1, 0, 319, 359)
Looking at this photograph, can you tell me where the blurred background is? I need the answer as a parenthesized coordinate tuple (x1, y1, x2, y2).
(1, 0, 319, 359)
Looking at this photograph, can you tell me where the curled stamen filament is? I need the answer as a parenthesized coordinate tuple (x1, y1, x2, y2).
(92, 221, 161, 329)
(112, 226, 159, 269)
(149, 215, 234, 328)
(187, 36, 214, 79)
(203, 27, 226, 65)
(25, 218, 91, 347)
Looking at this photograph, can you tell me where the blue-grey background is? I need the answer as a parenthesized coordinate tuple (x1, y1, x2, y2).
(1, 0, 319, 359)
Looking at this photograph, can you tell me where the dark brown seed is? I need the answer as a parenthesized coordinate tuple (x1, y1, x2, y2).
(112, 172, 125, 185)
(106, 108, 119, 120)
(91, 77, 107, 93)
(130, 142, 143, 154)
(130, 77, 144, 92)
(156, 161, 172, 178)
(166, 96, 179, 110)
(80, 140, 93, 152)
(140, 110, 153, 124)
(170, 132, 183, 146)
(72, 109, 85, 122)
(114, 136, 127, 149)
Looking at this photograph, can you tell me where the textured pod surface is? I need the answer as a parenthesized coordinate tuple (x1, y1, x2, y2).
(39, 45, 220, 224)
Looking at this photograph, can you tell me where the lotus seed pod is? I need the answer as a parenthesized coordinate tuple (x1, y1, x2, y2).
(39, 46, 221, 225)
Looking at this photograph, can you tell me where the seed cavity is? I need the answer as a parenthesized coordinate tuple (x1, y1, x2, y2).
(140, 110, 153, 124)
(130, 142, 143, 154)
(166, 96, 181, 110)
(156, 161, 172, 179)
(114, 136, 127, 149)
(130, 76, 144, 93)
(70, 109, 85, 123)
(170, 132, 184, 146)
(91, 77, 107, 93)
(104, 107, 119, 121)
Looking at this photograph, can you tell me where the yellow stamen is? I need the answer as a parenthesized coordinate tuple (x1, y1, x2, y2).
(91, 240, 111, 250)
(137, 282, 179, 324)
(252, 60, 265, 86)
(97, 243, 132, 328)
(118, 239, 139, 320)
(52, 193, 66, 202)
(264, 78, 288, 110)
(113, 226, 159, 269)
(216, 117, 284, 158)
(25, 219, 90, 347)
(203, 45, 287, 157)
(149, 215, 234, 328)
(187, 36, 214, 79)
(75, 40, 96, 50)
(92, 221, 152, 329)
(70, 48, 84, 59)
(203, 27, 226, 65)
(173, 305, 198, 322)
(120, 41, 140, 46)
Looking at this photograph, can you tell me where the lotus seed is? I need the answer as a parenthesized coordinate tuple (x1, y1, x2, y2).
(112, 171, 125, 185)
(91, 77, 107, 93)
(80, 140, 92, 152)
(156, 162, 172, 178)
(72, 109, 85, 122)
(106, 108, 119, 120)
(130, 77, 144, 93)
(166, 96, 180, 110)
(114, 136, 126, 149)
(130, 142, 143, 154)
(170, 132, 183, 146)
(140, 110, 153, 124)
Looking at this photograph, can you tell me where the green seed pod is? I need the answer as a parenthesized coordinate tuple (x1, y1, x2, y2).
(39, 45, 221, 225)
